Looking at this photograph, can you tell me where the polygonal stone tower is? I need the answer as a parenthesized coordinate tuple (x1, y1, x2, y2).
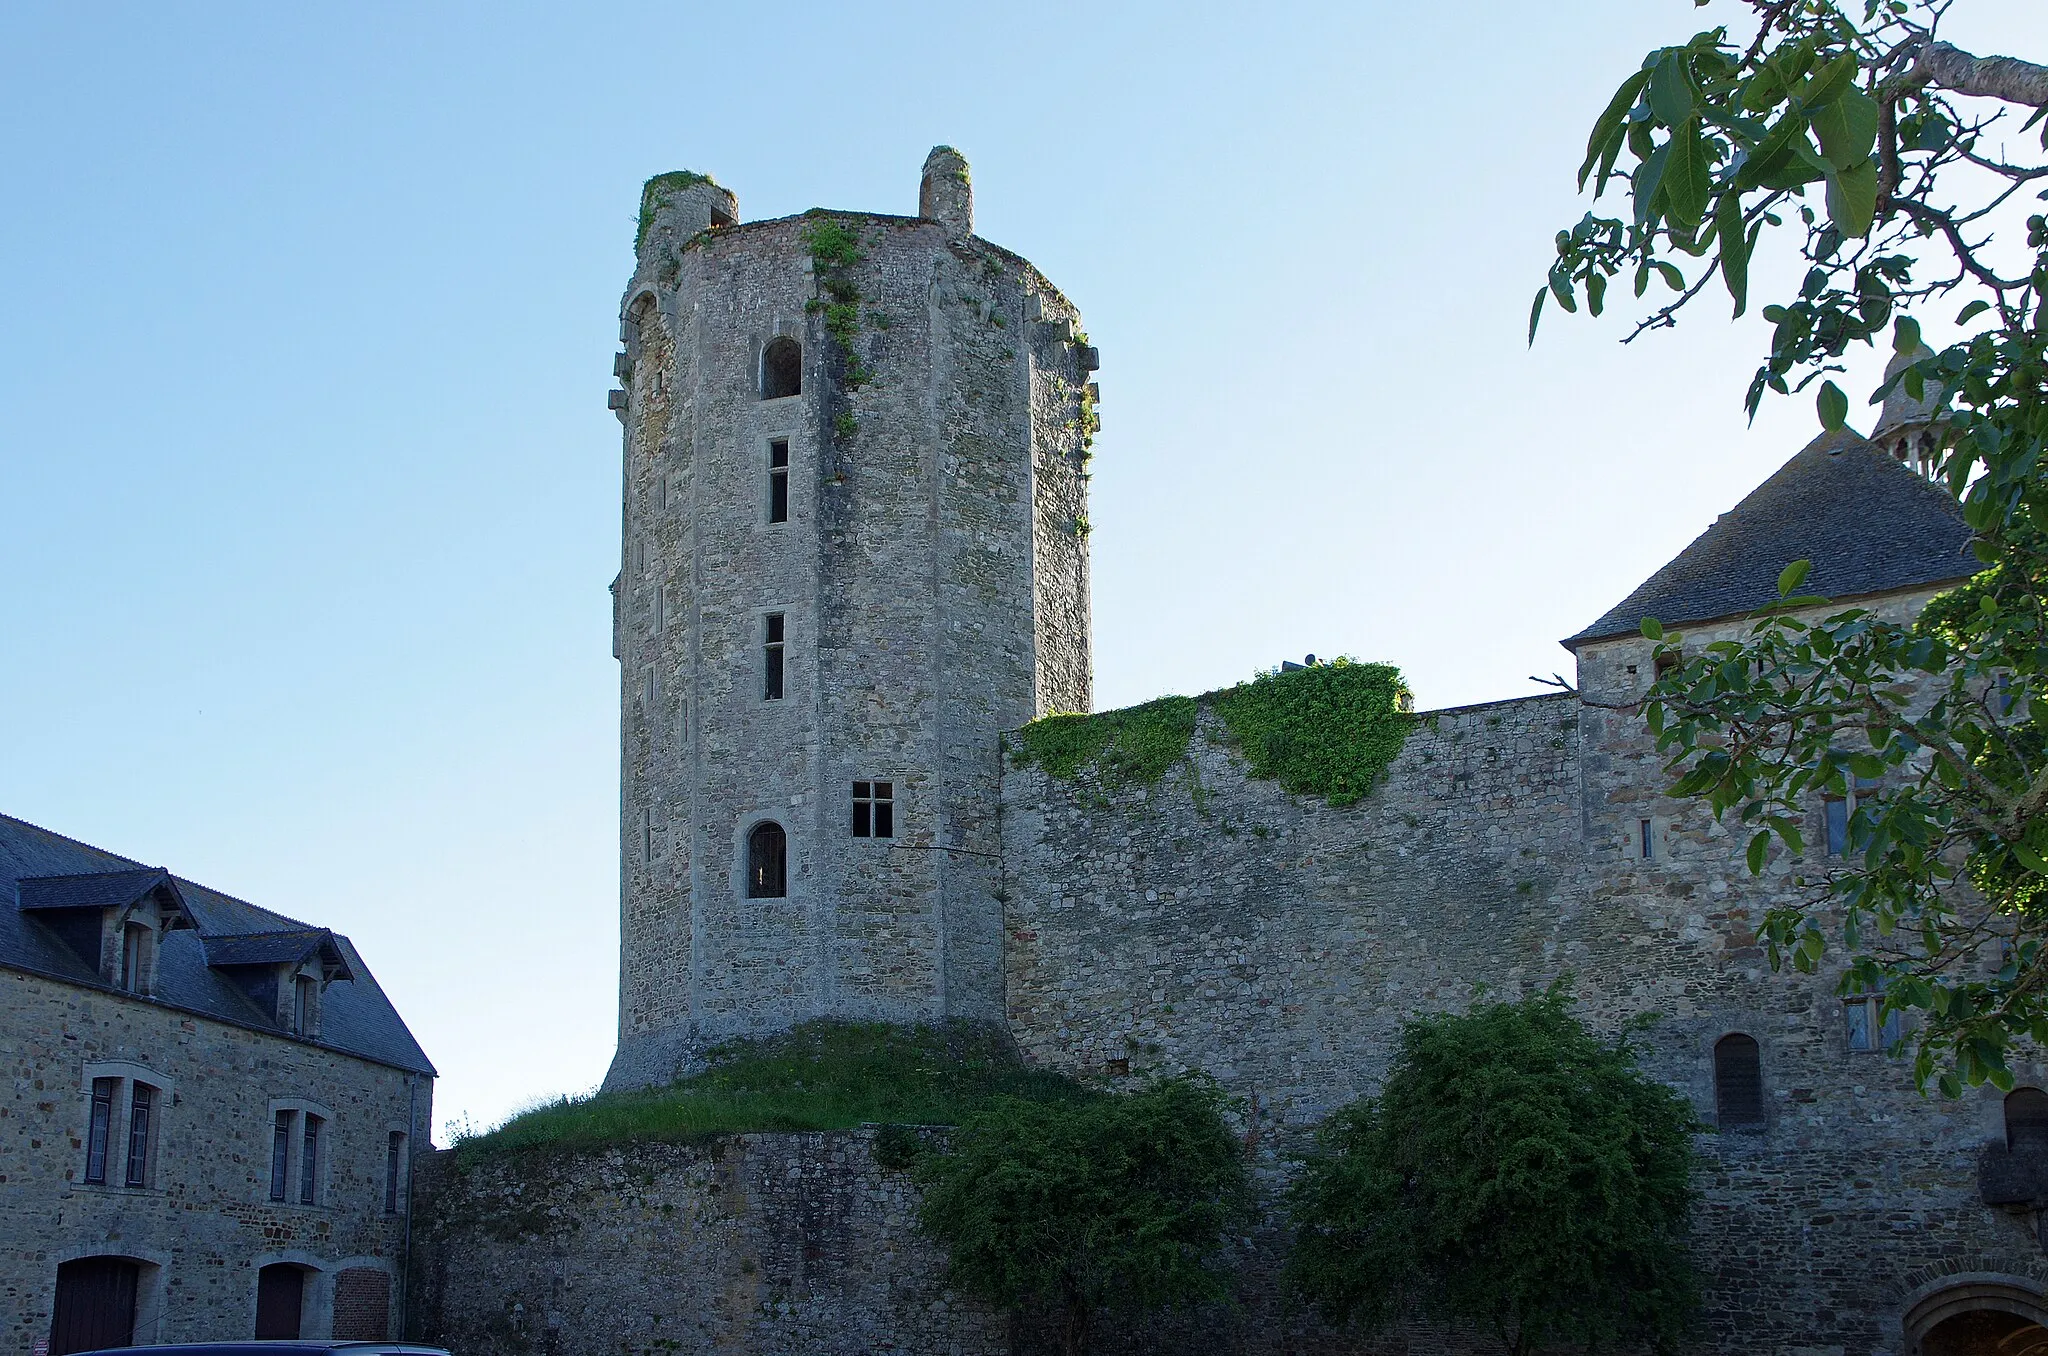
(602, 150, 1095, 1089)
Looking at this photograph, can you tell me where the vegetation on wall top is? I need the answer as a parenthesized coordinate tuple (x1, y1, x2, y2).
(1011, 658, 1415, 807)
(801, 213, 874, 414)
(450, 1020, 1085, 1156)
(636, 170, 717, 252)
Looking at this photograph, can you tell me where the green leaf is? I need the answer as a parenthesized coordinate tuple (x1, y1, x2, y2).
(1587, 269, 1607, 317)
(1777, 559, 1812, 596)
(1817, 381, 1849, 430)
(1655, 261, 1686, 292)
(1893, 316, 1922, 353)
(1809, 89, 1879, 171)
(1747, 829, 1771, 875)
(1580, 71, 1651, 190)
(1528, 287, 1547, 346)
(1716, 193, 1750, 317)
(1641, 617, 1665, 642)
(1825, 158, 1879, 238)
(1957, 299, 1991, 324)
(1634, 141, 1673, 227)
(1662, 119, 1712, 229)
(2013, 842, 2048, 875)
(1648, 50, 1697, 126)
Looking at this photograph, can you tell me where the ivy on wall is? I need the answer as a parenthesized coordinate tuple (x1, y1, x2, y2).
(1012, 659, 1415, 807)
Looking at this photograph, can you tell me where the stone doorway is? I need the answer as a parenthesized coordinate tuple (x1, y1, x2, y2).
(48, 1256, 139, 1356)
(1907, 1280, 2048, 1356)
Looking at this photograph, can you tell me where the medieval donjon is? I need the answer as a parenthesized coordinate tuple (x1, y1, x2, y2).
(571, 150, 2048, 1354)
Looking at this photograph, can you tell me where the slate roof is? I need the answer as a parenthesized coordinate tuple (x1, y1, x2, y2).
(202, 928, 353, 979)
(0, 812, 434, 1076)
(17, 866, 184, 914)
(1565, 429, 1977, 648)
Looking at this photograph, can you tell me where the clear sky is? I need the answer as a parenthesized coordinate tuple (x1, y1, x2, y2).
(4, 1, 2044, 1137)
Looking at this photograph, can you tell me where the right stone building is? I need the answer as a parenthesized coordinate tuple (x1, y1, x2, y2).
(998, 422, 2048, 1355)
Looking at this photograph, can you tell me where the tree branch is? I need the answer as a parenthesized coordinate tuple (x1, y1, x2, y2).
(1913, 41, 2048, 107)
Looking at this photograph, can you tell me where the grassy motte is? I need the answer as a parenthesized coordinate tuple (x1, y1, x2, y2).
(456, 1020, 1088, 1156)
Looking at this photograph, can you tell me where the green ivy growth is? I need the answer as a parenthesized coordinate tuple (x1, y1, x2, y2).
(636, 171, 717, 252)
(1210, 660, 1414, 807)
(800, 214, 872, 393)
(1011, 696, 1198, 786)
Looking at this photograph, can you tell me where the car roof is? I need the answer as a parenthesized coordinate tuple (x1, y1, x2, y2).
(71, 1345, 450, 1355)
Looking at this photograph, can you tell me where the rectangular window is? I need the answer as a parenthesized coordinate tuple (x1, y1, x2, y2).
(852, 781, 895, 838)
(293, 976, 315, 1036)
(643, 669, 657, 707)
(1825, 798, 1849, 856)
(768, 440, 790, 524)
(1846, 996, 1903, 1052)
(300, 1115, 321, 1205)
(124, 1083, 153, 1188)
(120, 923, 146, 992)
(654, 585, 666, 634)
(85, 1078, 115, 1184)
(386, 1132, 406, 1214)
(1638, 819, 1653, 859)
(764, 613, 785, 701)
(271, 1113, 291, 1201)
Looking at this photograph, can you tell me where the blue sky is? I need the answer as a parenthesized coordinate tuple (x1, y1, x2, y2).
(5, 1, 2044, 1134)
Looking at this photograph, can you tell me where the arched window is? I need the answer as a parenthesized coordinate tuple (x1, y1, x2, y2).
(761, 337, 801, 399)
(747, 821, 787, 898)
(2007, 1088, 2048, 1149)
(1713, 1033, 1765, 1129)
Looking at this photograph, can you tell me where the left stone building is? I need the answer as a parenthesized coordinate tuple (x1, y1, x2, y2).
(0, 812, 435, 1353)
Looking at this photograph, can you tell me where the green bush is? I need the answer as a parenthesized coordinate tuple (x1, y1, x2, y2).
(457, 1020, 1083, 1156)
(1011, 695, 1198, 785)
(915, 1075, 1251, 1356)
(1285, 987, 1698, 1354)
(1209, 659, 1413, 806)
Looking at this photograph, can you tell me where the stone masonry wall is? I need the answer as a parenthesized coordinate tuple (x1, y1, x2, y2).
(408, 1128, 1003, 1356)
(1, 965, 431, 1353)
(607, 164, 1095, 1090)
(999, 630, 2048, 1354)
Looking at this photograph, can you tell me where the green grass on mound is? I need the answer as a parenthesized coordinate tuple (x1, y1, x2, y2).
(455, 1020, 1090, 1156)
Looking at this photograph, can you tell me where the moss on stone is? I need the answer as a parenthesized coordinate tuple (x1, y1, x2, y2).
(636, 170, 718, 251)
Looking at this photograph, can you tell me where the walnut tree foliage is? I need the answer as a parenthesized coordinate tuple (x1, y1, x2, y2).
(1283, 989, 1698, 1356)
(1535, 0, 2048, 1094)
(912, 1075, 1252, 1356)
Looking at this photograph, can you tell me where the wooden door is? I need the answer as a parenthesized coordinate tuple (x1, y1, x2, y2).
(254, 1264, 304, 1339)
(48, 1256, 138, 1355)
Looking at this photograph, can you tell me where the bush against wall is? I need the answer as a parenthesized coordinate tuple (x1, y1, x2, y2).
(913, 1075, 1253, 1356)
(1284, 988, 1698, 1356)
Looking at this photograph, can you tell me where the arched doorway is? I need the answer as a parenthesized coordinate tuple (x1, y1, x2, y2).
(48, 1257, 140, 1355)
(1908, 1280, 2048, 1356)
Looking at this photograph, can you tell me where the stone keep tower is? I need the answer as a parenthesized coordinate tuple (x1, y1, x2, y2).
(602, 150, 1096, 1089)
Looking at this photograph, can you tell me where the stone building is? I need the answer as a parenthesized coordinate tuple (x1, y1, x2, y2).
(1, 812, 435, 1353)
(603, 148, 1095, 1089)
(559, 151, 2048, 1353)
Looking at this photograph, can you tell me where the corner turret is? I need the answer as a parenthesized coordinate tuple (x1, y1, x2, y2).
(918, 146, 973, 238)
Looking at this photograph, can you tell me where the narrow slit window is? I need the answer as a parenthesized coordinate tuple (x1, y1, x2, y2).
(1638, 819, 1653, 859)
(293, 975, 315, 1036)
(654, 585, 665, 634)
(271, 1113, 291, 1201)
(853, 781, 895, 838)
(642, 806, 654, 862)
(385, 1132, 406, 1214)
(300, 1115, 321, 1205)
(768, 440, 790, 524)
(764, 613, 785, 701)
(85, 1077, 115, 1184)
(747, 821, 788, 898)
(125, 1083, 153, 1187)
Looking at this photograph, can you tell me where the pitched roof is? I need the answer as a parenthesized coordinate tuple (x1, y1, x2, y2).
(1565, 429, 1976, 649)
(17, 866, 184, 914)
(0, 812, 433, 1076)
